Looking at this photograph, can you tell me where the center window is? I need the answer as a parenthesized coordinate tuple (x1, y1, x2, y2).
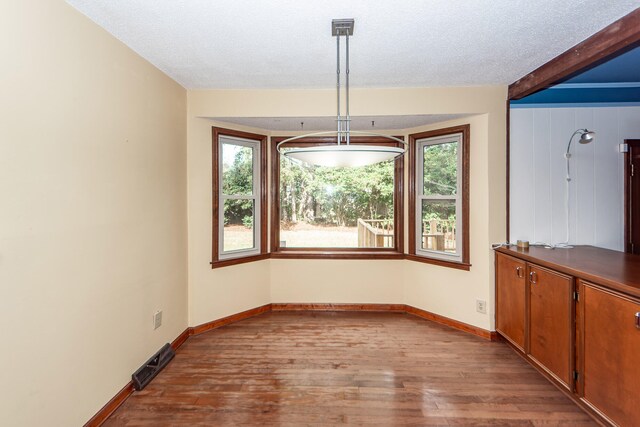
(271, 137, 404, 258)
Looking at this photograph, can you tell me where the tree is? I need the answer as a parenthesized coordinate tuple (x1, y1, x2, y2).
(222, 146, 254, 226)
(280, 157, 395, 227)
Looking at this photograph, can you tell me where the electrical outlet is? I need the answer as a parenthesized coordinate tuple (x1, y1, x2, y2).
(476, 299, 487, 314)
(153, 310, 163, 330)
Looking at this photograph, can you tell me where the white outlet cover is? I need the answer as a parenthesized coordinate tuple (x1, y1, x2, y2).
(476, 300, 487, 314)
(154, 311, 163, 329)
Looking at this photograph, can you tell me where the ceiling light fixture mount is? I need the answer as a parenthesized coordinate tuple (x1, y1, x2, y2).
(276, 19, 407, 168)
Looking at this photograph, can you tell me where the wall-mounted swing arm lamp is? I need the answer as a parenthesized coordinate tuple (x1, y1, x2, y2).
(557, 128, 595, 248)
(276, 19, 407, 168)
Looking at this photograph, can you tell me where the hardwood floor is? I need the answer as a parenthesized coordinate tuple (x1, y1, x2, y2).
(105, 312, 596, 426)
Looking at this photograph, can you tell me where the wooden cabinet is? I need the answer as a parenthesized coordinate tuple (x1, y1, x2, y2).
(528, 265, 572, 388)
(579, 283, 640, 427)
(496, 254, 573, 388)
(495, 253, 526, 350)
(495, 246, 640, 427)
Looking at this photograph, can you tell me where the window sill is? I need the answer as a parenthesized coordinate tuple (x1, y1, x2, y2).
(211, 253, 270, 269)
(405, 254, 471, 271)
(271, 250, 405, 260)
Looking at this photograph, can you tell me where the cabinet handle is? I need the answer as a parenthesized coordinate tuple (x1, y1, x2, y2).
(516, 266, 524, 278)
(636, 312, 640, 329)
(529, 271, 538, 284)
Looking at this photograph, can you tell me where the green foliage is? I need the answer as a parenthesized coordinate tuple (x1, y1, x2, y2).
(221, 140, 458, 229)
(421, 142, 458, 222)
(280, 157, 394, 227)
(423, 142, 457, 196)
(242, 215, 253, 229)
(222, 145, 254, 225)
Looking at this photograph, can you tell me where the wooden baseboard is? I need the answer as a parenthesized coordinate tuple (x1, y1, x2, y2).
(87, 302, 495, 425)
(271, 303, 405, 312)
(273, 303, 495, 341)
(404, 305, 497, 341)
(171, 328, 191, 350)
(190, 303, 272, 335)
(83, 382, 134, 427)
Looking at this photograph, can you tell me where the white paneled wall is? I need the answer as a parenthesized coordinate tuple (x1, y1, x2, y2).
(510, 106, 640, 251)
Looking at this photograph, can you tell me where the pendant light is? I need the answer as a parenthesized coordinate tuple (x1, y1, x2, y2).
(276, 19, 407, 167)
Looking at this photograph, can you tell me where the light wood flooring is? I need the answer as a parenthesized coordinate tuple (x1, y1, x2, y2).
(105, 311, 596, 426)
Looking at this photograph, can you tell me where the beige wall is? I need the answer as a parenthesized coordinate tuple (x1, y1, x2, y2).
(187, 117, 272, 327)
(188, 87, 506, 330)
(0, 1, 187, 426)
(0, 2, 506, 422)
(403, 114, 500, 329)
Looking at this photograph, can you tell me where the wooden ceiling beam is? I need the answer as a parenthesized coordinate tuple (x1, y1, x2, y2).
(508, 8, 640, 100)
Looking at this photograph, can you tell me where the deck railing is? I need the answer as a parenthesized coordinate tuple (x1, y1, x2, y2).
(356, 218, 455, 251)
(357, 218, 394, 248)
(422, 219, 456, 251)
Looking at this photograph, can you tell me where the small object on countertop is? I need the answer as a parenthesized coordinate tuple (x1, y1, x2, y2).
(517, 240, 530, 249)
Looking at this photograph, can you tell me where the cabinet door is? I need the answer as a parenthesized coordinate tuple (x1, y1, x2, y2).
(581, 284, 640, 426)
(528, 264, 572, 388)
(496, 253, 526, 350)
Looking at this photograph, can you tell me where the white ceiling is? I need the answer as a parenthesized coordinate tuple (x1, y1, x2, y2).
(66, 1, 640, 90)
(213, 114, 468, 132)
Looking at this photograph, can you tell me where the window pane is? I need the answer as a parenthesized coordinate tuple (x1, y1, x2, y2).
(423, 142, 457, 196)
(421, 199, 456, 253)
(279, 155, 394, 248)
(222, 143, 253, 195)
(223, 199, 254, 252)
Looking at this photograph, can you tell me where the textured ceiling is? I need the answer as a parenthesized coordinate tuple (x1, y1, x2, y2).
(66, 1, 640, 90)
(213, 114, 469, 132)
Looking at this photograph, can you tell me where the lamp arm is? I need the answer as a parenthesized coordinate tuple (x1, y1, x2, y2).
(565, 129, 587, 181)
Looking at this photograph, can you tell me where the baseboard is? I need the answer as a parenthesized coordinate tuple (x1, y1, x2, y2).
(83, 382, 134, 427)
(271, 303, 405, 312)
(273, 303, 495, 341)
(171, 327, 191, 350)
(84, 326, 190, 427)
(404, 305, 497, 341)
(190, 303, 272, 336)
(87, 302, 495, 425)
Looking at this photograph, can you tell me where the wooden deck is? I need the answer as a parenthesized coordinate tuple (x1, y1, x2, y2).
(104, 312, 595, 426)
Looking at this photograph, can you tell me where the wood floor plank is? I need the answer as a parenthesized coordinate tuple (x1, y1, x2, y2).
(104, 312, 596, 426)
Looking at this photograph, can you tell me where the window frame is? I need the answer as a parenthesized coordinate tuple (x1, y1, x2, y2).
(408, 125, 470, 270)
(270, 136, 404, 259)
(212, 127, 268, 268)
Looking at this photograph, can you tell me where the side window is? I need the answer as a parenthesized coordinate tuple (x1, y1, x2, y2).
(212, 128, 267, 267)
(409, 125, 469, 269)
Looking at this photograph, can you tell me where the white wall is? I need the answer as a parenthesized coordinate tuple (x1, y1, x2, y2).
(510, 106, 640, 250)
(0, 1, 188, 426)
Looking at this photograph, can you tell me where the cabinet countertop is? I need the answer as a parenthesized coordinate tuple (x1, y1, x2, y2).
(495, 245, 640, 299)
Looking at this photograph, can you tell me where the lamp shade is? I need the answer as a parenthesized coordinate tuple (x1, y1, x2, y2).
(579, 131, 595, 144)
(283, 145, 404, 167)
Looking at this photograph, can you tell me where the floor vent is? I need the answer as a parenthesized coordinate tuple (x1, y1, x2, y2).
(132, 343, 175, 391)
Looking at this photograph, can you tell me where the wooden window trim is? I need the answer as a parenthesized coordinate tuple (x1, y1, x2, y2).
(408, 124, 470, 270)
(211, 127, 268, 268)
(271, 136, 404, 259)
